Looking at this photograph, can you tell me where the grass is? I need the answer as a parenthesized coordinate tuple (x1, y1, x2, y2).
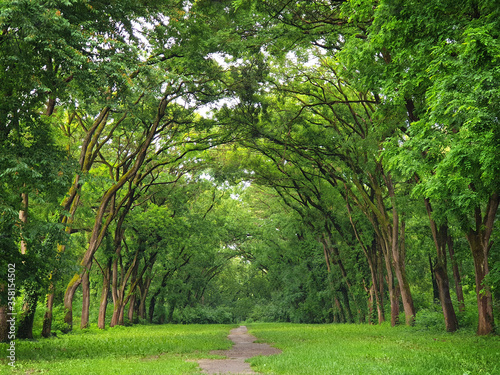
(0, 324, 234, 374)
(246, 323, 500, 375)
(1, 323, 499, 374)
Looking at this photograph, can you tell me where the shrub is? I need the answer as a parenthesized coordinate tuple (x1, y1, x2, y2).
(414, 308, 445, 331)
(174, 305, 235, 324)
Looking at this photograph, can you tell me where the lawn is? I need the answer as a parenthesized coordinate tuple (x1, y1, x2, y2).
(0, 324, 234, 374)
(1, 323, 499, 374)
(247, 323, 500, 375)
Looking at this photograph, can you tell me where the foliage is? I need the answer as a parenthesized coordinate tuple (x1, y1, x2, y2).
(172, 305, 235, 324)
(1, 0, 499, 349)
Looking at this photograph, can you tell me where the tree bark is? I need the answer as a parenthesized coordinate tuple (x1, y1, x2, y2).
(388, 183, 415, 326)
(320, 232, 357, 323)
(0, 283, 9, 342)
(98, 259, 112, 329)
(149, 292, 158, 323)
(63, 273, 82, 329)
(345, 204, 385, 324)
(376, 247, 385, 324)
(340, 285, 354, 323)
(19, 192, 28, 254)
(366, 282, 375, 324)
(0, 305, 8, 343)
(16, 192, 40, 339)
(41, 286, 55, 338)
(469, 235, 494, 335)
(17, 290, 38, 339)
(80, 268, 91, 329)
(110, 241, 151, 327)
(380, 237, 399, 326)
(424, 198, 458, 331)
(447, 235, 465, 312)
(128, 294, 136, 323)
(429, 255, 440, 302)
(138, 293, 148, 321)
(110, 247, 123, 327)
(138, 275, 152, 321)
(127, 258, 139, 323)
(348, 172, 411, 325)
(334, 296, 346, 323)
(118, 303, 126, 325)
(466, 193, 498, 335)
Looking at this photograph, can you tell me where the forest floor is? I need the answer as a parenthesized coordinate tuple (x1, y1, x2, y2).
(1, 323, 499, 374)
(197, 326, 282, 374)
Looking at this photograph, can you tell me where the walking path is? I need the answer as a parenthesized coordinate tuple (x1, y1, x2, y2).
(197, 326, 282, 374)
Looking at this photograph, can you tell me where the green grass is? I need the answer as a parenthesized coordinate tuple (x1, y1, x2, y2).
(0, 324, 234, 374)
(1, 323, 499, 374)
(246, 323, 500, 375)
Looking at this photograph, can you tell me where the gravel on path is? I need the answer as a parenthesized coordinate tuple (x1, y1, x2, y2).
(197, 326, 281, 374)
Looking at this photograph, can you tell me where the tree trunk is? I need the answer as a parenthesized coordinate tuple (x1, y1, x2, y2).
(41, 286, 55, 338)
(45, 193, 81, 337)
(19, 192, 28, 254)
(334, 297, 346, 323)
(98, 259, 112, 329)
(433, 232, 458, 332)
(380, 238, 399, 326)
(167, 300, 176, 323)
(376, 249, 385, 324)
(149, 293, 157, 323)
(345, 206, 385, 324)
(63, 273, 82, 329)
(98, 282, 110, 329)
(0, 305, 8, 343)
(138, 295, 147, 321)
(466, 193, 498, 335)
(340, 285, 354, 323)
(389, 198, 415, 326)
(80, 268, 91, 329)
(424, 199, 458, 331)
(320, 233, 357, 323)
(468, 232, 494, 335)
(367, 283, 375, 324)
(118, 303, 126, 325)
(127, 258, 139, 324)
(0, 282, 8, 342)
(389, 277, 399, 326)
(128, 294, 136, 323)
(17, 290, 38, 339)
(434, 264, 458, 331)
(447, 235, 465, 312)
(17, 192, 39, 339)
(429, 255, 440, 302)
(110, 306, 122, 327)
(138, 276, 152, 321)
(110, 253, 122, 327)
(133, 297, 140, 323)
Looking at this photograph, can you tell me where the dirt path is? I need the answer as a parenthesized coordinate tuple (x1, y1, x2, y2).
(197, 326, 281, 374)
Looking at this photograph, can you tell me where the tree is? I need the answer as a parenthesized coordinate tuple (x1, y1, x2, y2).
(347, 0, 500, 334)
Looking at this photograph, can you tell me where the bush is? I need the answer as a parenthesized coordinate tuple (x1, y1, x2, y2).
(249, 301, 290, 322)
(173, 305, 235, 324)
(33, 301, 71, 335)
(414, 308, 445, 330)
